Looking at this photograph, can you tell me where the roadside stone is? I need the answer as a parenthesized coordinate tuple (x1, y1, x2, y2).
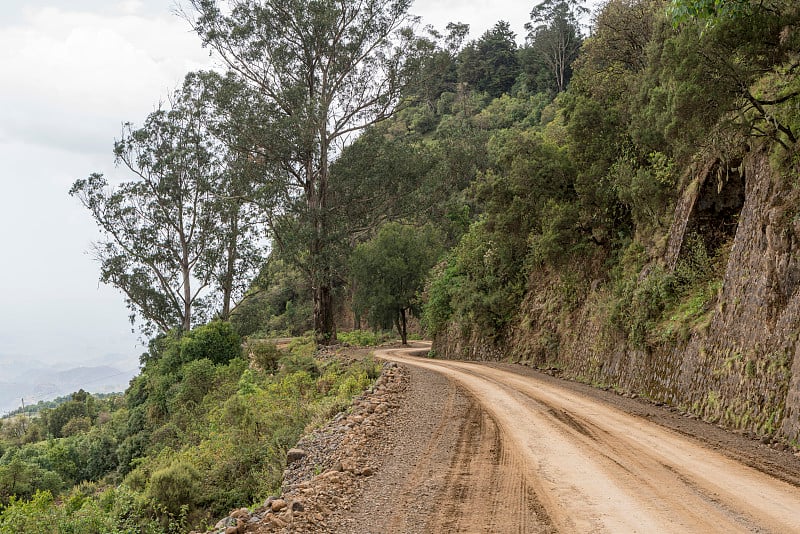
(215, 517, 236, 529)
(270, 515, 287, 527)
(271, 498, 287, 512)
(287, 448, 307, 463)
(230, 508, 249, 519)
(341, 458, 358, 473)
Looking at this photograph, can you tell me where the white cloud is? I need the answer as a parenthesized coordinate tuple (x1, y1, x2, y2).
(0, 6, 212, 153)
(118, 0, 146, 15)
(0, 4, 209, 368)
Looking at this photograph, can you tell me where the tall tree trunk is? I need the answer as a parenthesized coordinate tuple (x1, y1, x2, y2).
(400, 307, 408, 345)
(394, 312, 402, 343)
(182, 263, 192, 332)
(312, 132, 337, 345)
(314, 283, 336, 344)
(220, 206, 239, 320)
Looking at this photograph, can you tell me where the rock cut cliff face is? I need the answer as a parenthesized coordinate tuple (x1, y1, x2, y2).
(434, 146, 800, 443)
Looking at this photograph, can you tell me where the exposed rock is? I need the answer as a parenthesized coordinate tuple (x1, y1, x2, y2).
(214, 516, 237, 529)
(270, 498, 287, 512)
(286, 448, 307, 463)
(230, 508, 249, 519)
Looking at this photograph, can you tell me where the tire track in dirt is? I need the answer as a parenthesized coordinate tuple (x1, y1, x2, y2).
(425, 394, 554, 533)
(453, 364, 769, 532)
(384, 348, 800, 533)
(339, 354, 551, 534)
(381, 374, 460, 533)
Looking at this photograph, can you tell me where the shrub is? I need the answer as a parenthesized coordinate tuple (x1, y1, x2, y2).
(0, 490, 59, 534)
(246, 340, 283, 372)
(278, 353, 319, 379)
(337, 330, 392, 347)
(147, 461, 201, 516)
(179, 321, 241, 366)
(61, 417, 91, 437)
(422, 259, 458, 337)
(173, 358, 216, 409)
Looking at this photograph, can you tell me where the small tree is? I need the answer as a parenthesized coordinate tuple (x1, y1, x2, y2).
(350, 223, 442, 344)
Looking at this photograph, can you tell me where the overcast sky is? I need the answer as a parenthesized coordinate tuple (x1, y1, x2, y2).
(0, 0, 599, 383)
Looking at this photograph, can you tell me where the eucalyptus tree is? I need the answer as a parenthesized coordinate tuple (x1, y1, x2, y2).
(71, 74, 262, 334)
(525, 0, 588, 93)
(193, 71, 270, 320)
(186, 0, 422, 343)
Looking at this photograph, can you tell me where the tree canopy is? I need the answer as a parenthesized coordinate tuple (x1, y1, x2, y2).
(71, 74, 263, 334)
(186, 0, 422, 343)
(350, 223, 442, 344)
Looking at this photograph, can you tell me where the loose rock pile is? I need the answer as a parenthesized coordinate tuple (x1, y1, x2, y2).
(193, 360, 408, 534)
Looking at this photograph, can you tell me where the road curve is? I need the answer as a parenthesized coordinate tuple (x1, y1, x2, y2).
(378, 345, 800, 534)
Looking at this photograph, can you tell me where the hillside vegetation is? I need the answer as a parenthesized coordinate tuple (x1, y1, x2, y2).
(0, 325, 380, 531)
(3, 0, 800, 530)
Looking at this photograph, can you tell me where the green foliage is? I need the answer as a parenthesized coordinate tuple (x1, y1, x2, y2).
(178, 320, 241, 366)
(524, 0, 587, 93)
(422, 259, 459, 337)
(337, 330, 394, 347)
(278, 353, 320, 379)
(188, 0, 425, 344)
(172, 358, 216, 409)
(457, 21, 521, 98)
(611, 264, 679, 348)
(611, 150, 677, 230)
(609, 229, 728, 347)
(668, 0, 751, 27)
(245, 340, 282, 372)
(147, 461, 201, 515)
(428, 220, 525, 339)
(422, 111, 585, 340)
(70, 73, 263, 335)
(43, 400, 88, 439)
(350, 223, 443, 343)
(285, 334, 317, 360)
(526, 199, 586, 267)
(230, 259, 313, 338)
(0, 335, 382, 531)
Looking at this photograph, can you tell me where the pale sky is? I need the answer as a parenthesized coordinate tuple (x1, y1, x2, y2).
(0, 0, 601, 383)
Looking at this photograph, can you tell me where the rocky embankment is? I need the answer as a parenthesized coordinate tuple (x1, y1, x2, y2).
(194, 360, 408, 534)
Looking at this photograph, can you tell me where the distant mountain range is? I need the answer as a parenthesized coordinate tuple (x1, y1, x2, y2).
(0, 365, 136, 415)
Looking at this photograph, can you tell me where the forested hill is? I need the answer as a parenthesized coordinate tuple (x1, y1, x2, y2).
(2, 0, 799, 530)
(417, 0, 800, 447)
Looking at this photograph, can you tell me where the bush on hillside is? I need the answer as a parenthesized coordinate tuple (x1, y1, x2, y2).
(179, 321, 241, 366)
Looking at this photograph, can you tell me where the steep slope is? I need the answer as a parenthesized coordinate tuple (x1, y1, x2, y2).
(434, 146, 800, 444)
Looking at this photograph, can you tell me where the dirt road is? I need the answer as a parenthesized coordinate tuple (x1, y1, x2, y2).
(348, 344, 800, 533)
